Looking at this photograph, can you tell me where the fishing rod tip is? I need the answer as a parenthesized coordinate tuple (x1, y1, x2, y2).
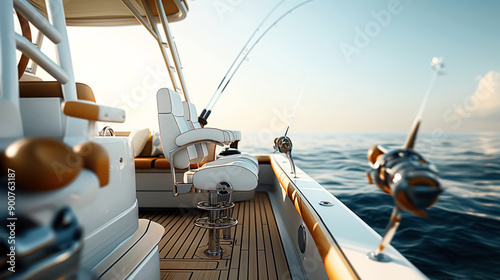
(431, 57, 444, 73)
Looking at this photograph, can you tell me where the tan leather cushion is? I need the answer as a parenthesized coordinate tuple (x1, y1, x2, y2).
(19, 81, 96, 103)
(154, 158, 199, 169)
(154, 158, 171, 169)
(135, 157, 158, 169)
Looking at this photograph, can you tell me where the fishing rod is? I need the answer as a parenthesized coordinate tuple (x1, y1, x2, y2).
(198, 0, 314, 126)
(404, 56, 444, 149)
(198, 0, 286, 124)
(366, 57, 445, 262)
(274, 79, 308, 177)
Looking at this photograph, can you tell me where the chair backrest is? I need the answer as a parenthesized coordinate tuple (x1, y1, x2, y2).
(157, 88, 197, 169)
(182, 101, 208, 163)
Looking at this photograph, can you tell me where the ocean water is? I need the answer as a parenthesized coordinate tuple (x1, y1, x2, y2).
(240, 132, 500, 280)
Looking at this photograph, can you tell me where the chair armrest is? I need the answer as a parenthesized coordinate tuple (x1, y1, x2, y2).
(175, 128, 228, 147)
(228, 130, 241, 141)
(167, 138, 224, 197)
(62, 101, 125, 123)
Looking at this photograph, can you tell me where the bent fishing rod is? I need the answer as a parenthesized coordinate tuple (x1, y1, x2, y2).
(198, 0, 314, 126)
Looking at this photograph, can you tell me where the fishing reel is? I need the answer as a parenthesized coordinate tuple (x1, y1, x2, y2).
(366, 144, 443, 261)
(274, 136, 297, 177)
(367, 145, 442, 218)
(366, 56, 445, 261)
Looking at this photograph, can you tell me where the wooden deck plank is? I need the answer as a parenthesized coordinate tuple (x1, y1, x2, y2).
(142, 192, 290, 280)
(219, 270, 228, 280)
(259, 194, 277, 280)
(255, 194, 269, 280)
(160, 259, 219, 270)
(228, 269, 239, 280)
(165, 211, 202, 259)
(248, 196, 257, 280)
(261, 224, 277, 280)
(159, 213, 194, 258)
(191, 271, 220, 280)
(229, 201, 244, 269)
(258, 250, 268, 280)
(263, 196, 291, 280)
(255, 194, 265, 251)
(184, 227, 206, 259)
(161, 271, 192, 280)
(241, 200, 250, 251)
(175, 223, 202, 259)
(239, 250, 248, 280)
(228, 200, 244, 280)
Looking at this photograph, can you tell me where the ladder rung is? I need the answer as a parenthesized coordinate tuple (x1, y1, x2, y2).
(14, 0, 63, 44)
(15, 34, 69, 83)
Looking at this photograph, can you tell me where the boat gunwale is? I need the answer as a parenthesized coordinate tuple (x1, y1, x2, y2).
(269, 154, 360, 280)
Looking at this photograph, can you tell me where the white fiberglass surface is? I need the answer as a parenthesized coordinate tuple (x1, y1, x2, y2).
(271, 154, 427, 280)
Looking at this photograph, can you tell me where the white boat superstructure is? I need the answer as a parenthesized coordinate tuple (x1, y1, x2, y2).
(0, 0, 440, 279)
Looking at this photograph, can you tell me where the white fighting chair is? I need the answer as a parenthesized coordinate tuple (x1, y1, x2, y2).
(157, 88, 259, 256)
(182, 100, 258, 239)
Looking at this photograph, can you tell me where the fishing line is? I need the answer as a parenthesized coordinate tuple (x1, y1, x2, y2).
(415, 57, 443, 122)
(285, 78, 309, 136)
(404, 57, 444, 149)
(201, 0, 287, 119)
(200, 0, 314, 121)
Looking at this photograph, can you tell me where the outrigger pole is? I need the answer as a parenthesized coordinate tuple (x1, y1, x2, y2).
(198, 0, 314, 126)
(122, 0, 191, 102)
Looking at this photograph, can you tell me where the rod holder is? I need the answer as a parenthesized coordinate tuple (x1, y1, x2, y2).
(368, 207, 402, 262)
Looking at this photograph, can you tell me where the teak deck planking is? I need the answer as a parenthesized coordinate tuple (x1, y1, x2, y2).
(139, 192, 291, 280)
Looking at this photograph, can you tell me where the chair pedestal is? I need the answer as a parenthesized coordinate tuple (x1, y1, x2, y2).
(194, 185, 237, 257)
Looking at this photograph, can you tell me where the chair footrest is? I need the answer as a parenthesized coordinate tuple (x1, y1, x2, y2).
(196, 201, 235, 211)
(194, 217, 238, 229)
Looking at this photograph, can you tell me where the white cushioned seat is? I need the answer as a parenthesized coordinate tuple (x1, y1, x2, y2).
(157, 88, 258, 192)
(183, 158, 258, 191)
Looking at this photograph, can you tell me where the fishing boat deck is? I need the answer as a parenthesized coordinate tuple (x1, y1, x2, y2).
(139, 192, 291, 280)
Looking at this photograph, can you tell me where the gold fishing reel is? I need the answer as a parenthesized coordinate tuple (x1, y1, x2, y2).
(366, 144, 444, 262)
(367, 145, 443, 217)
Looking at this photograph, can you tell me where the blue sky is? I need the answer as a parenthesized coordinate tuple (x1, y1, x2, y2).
(57, 0, 500, 133)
